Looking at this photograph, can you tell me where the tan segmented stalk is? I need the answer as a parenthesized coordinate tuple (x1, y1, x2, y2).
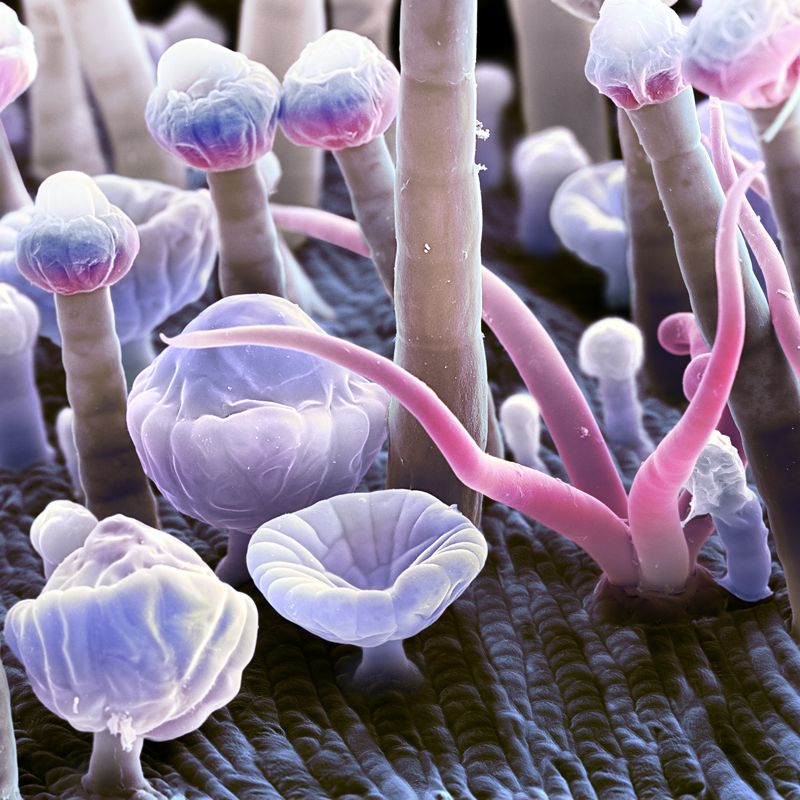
(617, 109, 690, 405)
(21, 0, 106, 178)
(387, 0, 488, 526)
(506, 0, 611, 162)
(55, 0, 185, 185)
(238, 0, 324, 234)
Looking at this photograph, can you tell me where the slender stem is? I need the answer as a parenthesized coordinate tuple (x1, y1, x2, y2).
(207, 165, 286, 298)
(82, 731, 150, 797)
(0, 350, 54, 472)
(333, 136, 397, 299)
(0, 122, 29, 214)
(164, 325, 640, 587)
(57, 0, 185, 185)
(56, 288, 159, 527)
(628, 90, 800, 628)
(618, 109, 690, 405)
(22, 0, 107, 179)
(355, 639, 422, 687)
(0, 657, 21, 800)
(255, 205, 629, 515)
(389, 0, 488, 526)
(505, 0, 611, 162)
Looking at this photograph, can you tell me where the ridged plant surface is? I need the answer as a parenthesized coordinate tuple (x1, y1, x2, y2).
(2, 159, 799, 800)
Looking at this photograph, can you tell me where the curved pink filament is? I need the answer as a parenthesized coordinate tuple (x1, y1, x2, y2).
(265, 206, 628, 518)
(626, 165, 751, 592)
(708, 97, 800, 378)
(162, 325, 639, 587)
(699, 131, 770, 201)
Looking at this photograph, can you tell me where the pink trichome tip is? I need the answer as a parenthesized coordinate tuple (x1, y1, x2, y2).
(15, 172, 139, 295)
(584, 0, 688, 110)
(279, 29, 400, 151)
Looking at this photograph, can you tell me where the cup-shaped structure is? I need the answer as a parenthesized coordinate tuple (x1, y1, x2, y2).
(551, 0, 679, 22)
(682, 0, 800, 109)
(0, 176, 216, 347)
(247, 489, 487, 650)
(550, 160, 629, 307)
(584, 0, 688, 111)
(5, 513, 258, 750)
(279, 29, 400, 151)
(146, 38, 281, 172)
(15, 171, 139, 295)
(0, 4, 37, 112)
(127, 294, 390, 534)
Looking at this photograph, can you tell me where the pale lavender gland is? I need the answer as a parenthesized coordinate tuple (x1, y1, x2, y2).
(15, 171, 139, 295)
(279, 29, 400, 151)
(247, 489, 487, 684)
(146, 38, 281, 172)
(0, 5, 37, 112)
(682, 0, 800, 109)
(584, 0, 688, 110)
(549, 160, 630, 308)
(512, 127, 591, 256)
(127, 293, 390, 536)
(4, 514, 257, 789)
(0, 281, 54, 472)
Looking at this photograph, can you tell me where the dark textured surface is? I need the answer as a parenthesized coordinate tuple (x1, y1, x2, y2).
(2, 155, 800, 800)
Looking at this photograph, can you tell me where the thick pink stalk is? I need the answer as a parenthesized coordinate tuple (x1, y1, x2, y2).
(480, 268, 628, 519)
(163, 325, 639, 588)
(708, 98, 800, 378)
(626, 165, 750, 592)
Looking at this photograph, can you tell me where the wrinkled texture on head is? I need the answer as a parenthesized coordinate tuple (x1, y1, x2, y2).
(0, 176, 216, 342)
(279, 29, 399, 150)
(584, 0, 688, 110)
(247, 489, 487, 647)
(127, 294, 390, 534)
(146, 40, 280, 171)
(4, 514, 257, 750)
(682, 0, 800, 108)
(15, 176, 139, 295)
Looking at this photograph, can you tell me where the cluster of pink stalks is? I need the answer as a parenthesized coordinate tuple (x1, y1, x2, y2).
(168, 141, 759, 600)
